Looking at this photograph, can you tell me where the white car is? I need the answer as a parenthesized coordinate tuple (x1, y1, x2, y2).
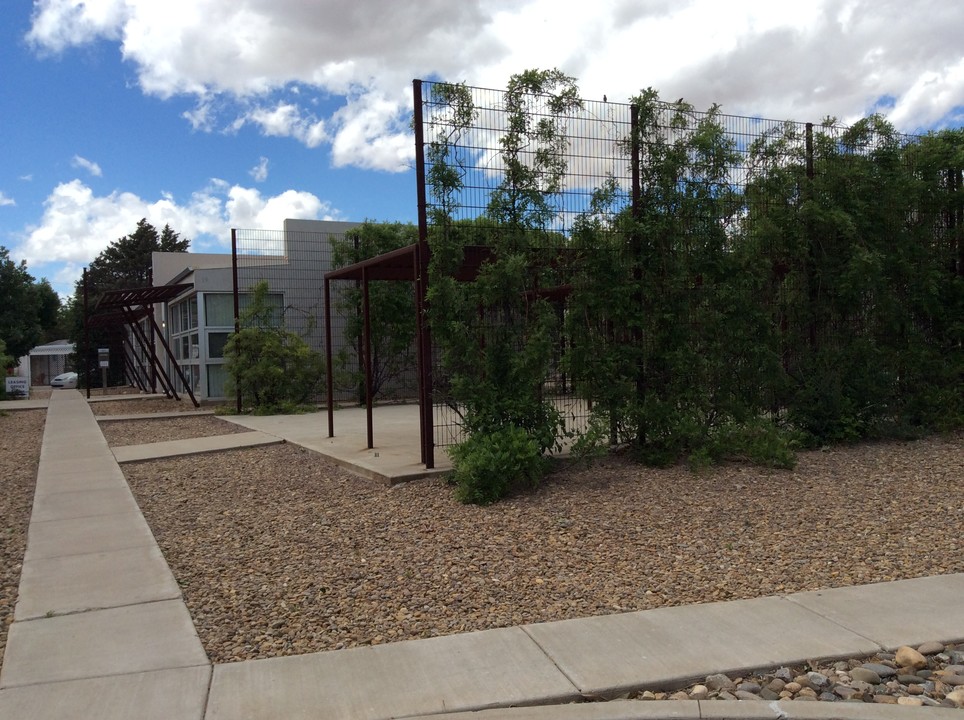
(50, 372, 78, 389)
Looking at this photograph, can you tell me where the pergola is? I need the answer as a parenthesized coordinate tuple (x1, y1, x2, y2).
(88, 284, 200, 407)
(323, 242, 574, 469)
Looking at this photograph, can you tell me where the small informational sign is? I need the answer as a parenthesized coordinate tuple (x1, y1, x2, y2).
(5, 376, 29, 398)
(98, 347, 109, 369)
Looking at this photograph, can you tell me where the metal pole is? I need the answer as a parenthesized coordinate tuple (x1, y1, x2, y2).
(324, 277, 335, 437)
(83, 268, 91, 399)
(413, 79, 435, 468)
(362, 267, 374, 449)
(231, 229, 242, 413)
(805, 122, 818, 350)
(630, 103, 643, 447)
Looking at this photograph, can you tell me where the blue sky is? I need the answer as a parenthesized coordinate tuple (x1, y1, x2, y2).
(2, 0, 962, 299)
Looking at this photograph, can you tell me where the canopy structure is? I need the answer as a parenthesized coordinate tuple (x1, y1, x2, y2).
(323, 243, 573, 469)
(88, 283, 200, 406)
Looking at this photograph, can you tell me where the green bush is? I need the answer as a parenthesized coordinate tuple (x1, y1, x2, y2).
(224, 281, 325, 414)
(450, 425, 548, 505)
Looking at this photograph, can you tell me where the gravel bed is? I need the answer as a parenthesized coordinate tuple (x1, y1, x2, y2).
(99, 416, 251, 446)
(89, 397, 221, 415)
(634, 642, 964, 708)
(124, 432, 964, 665)
(0, 407, 45, 674)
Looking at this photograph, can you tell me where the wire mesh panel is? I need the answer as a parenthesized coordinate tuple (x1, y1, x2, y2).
(232, 226, 359, 404)
(416, 78, 962, 456)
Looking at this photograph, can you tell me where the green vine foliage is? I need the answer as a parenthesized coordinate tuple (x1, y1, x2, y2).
(429, 69, 581, 503)
(427, 71, 962, 495)
(743, 119, 963, 441)
(330, 222, 418, 403)
(224, 281, 325, 414)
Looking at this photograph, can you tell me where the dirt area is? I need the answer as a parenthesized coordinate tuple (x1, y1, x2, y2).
(0, 406, 45, 672)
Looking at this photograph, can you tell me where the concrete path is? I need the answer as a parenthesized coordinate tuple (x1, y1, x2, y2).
(224, 405, 451, 483)
(0, 389, 210, 719)
(205, 574, 964, 720)
(111, 430, 281, 463)
(1, 391, 963, 720)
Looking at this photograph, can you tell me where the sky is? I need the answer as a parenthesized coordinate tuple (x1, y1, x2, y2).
(1, 0, 962, 299)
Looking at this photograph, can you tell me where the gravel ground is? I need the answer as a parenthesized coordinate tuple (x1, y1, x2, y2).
(124, 432, 964, 665)
(99, 415, 250, 446)
(0, 404, 46, 675)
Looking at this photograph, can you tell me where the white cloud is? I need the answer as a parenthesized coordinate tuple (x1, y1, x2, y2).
(244, 103, 328, 148)
(27, 0, 128, 54)
(25, 0, 964, 172)
(249, 156, 269, 182)
(0, 192, 15, 207)
(15, 178, 338, 272)
(71, 155, 103, 177)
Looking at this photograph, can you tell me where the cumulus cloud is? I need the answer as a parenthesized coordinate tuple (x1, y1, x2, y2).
(16, 178, 338, 272)
(25, 0, 964, 172)
(71, 155, 103, 177)
(0, 192, 15, 207)
(249, 156, 269, 182)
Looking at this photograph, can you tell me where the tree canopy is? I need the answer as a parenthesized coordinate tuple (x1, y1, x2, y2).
(0, 246, 62, 362)
(67, 219, 190, 344)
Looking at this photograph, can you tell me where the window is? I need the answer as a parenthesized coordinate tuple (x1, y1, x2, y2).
(205, 294, 234, 327)
(208, 332, 230, 359)
(207, 364, 227, 397)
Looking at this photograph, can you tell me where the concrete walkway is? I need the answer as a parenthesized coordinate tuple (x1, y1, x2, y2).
(225, 404, 451, 483)
(1, 390, 962, 719)
(0, 389, 210, 719)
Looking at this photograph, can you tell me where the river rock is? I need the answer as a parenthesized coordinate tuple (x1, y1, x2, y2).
(897, 696, 924, 706)
(941, 673, 964, 686)
(705, 673, 735, 691)
(918, 641, 946, 655)
(946, 688, 964, 708)
(850, 667, 881, 684)
(689, 684, 708, 700)
(896, 645, 927, 670)
(861, 662, 896, 678)
(806, 671, 829, 689)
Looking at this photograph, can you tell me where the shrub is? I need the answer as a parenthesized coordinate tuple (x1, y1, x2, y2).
(450, 425, 548, 505)
(224, 281, 325, 414)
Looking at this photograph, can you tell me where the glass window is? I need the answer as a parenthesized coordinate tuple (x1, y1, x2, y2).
(238, 292, 284, 326)
(208, 332, 230, 359)
(205, 294, 235, 327)
(207, 364, 227, 398)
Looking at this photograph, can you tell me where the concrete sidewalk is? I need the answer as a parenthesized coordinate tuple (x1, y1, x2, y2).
(205, 574, 964, 719)
(1, 390, 962, 720)
(224, 405, 451, 483)
(0, 389, 210, 720)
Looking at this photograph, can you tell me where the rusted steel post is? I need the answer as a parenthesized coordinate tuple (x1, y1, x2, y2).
(362, 267, 374, 449)
(413, 79, 435, 468)
(231, 228, 242, 413)
(324, 277, 335, 438)
(83, 267, 91, 399)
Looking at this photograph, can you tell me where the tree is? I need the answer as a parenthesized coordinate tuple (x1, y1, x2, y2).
(330, 222, 418, 402)
(67, 219, 190, 385)
(0, 246, 61, 362)
(84, 219, 189, 296)
(428, 69, 582, 503)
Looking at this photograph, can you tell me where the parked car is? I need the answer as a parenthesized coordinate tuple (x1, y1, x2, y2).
(50, 372, 78, 389)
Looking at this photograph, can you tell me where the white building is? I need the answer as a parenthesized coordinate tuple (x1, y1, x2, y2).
(148, 219, 360, 401)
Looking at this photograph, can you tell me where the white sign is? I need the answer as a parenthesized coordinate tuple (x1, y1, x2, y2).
(5, 376, 29, 398)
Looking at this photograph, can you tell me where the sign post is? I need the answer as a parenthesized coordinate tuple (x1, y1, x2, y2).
(98, 347, 109, 396)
